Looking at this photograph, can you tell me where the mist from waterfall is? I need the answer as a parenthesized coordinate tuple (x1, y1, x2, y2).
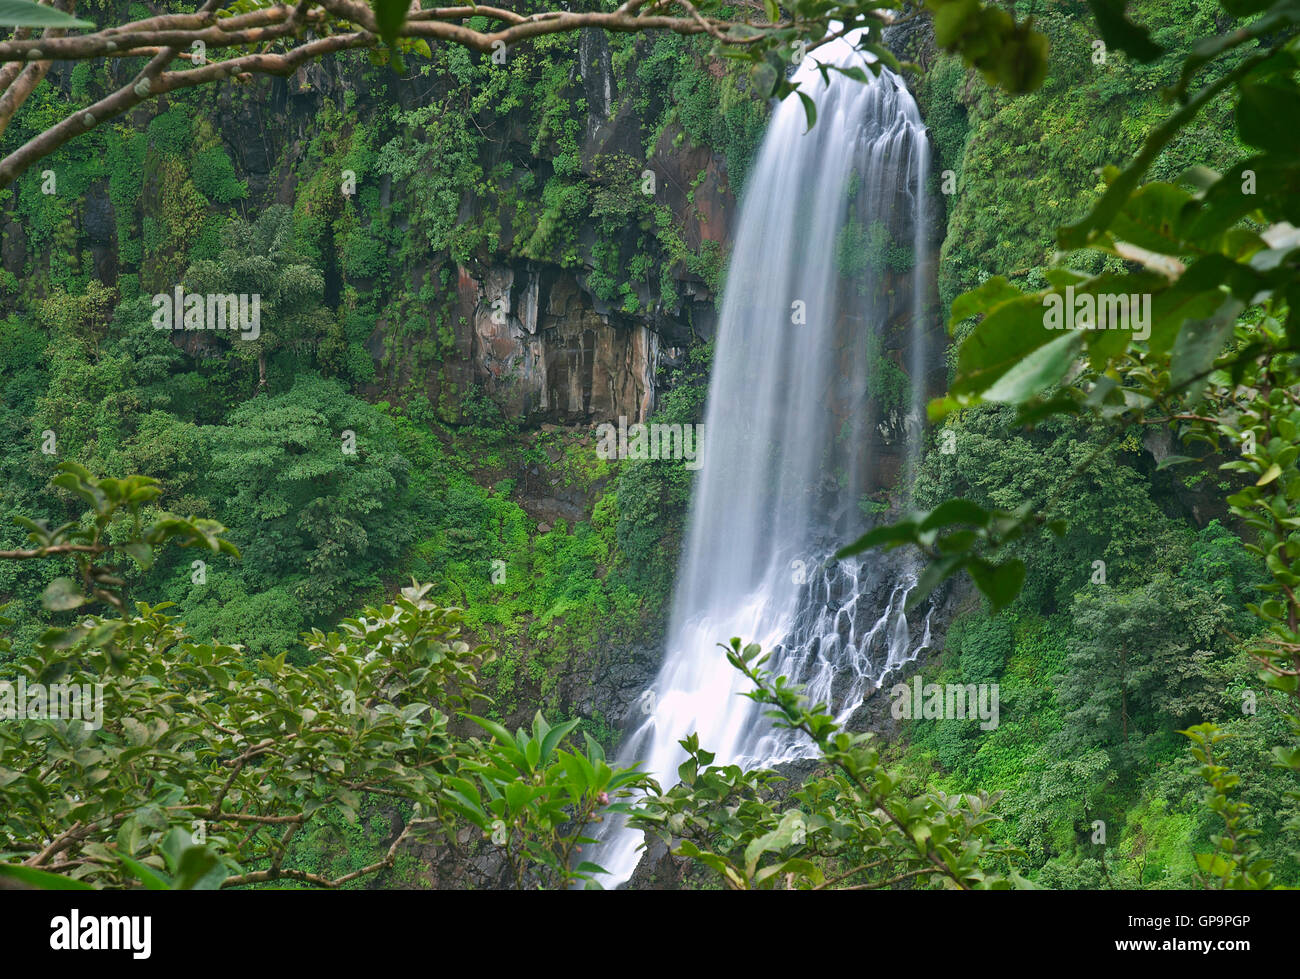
(591, 33, 934, 888)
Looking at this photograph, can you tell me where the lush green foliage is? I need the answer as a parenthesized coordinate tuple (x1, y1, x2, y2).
(853, 0, 1300, 888)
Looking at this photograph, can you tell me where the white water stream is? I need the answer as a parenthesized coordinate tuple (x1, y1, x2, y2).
(591, 33, 934, 887)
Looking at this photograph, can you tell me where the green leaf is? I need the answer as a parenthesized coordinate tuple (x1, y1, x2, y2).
(1256, 463, 1282, 487)
(931, 0, 980, 48)
(1272, 746, 1300, 770)
(796, 91, 816, 133)
(949, 276, 1022, 326)
(0, 0, 92, 27)
(117, 816, 141, 857)
(540, 717, 580, 762)
(952, 295, 1055, 398)
(743, 810, 807, 878)
(1109, 182, 1194, 254)
(967, 558, 1027, 612)
(830, 65, 872, 85)
(1238, 80, 1300, 156)
(172, 845, 222, 890)
(1085, 0, 1163, 62)
(918, 499, 992, 532)
(0, 862, 95, 889)
(370, 0, 409, 44)
(836, 520, 919, 558)
(982, 331, 1083, 405)
(1169, 297, 1244, 401)
(121, 717, 149, 747)
(464, 714, 515, 746)
(755, 857, 824, 886)
(123, 541, 153, 570)
(904, 554, 964, 613)
(118, 854, 173, 890)
(41, 577, 86, 612)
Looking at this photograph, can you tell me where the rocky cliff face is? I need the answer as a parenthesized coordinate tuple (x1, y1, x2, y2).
(459, 262, 663, 423)
(438, 35, 735, 424)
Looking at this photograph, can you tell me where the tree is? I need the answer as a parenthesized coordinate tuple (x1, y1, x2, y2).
(0, 585, 654, 889)
(203, 372, 415, 618)
(36, 278, 117, 355)
(0, 465, 656, 889)
(1059, 575, 1228, 766)
(629, 639, 1024, 889)
(181, 205, 330, 391)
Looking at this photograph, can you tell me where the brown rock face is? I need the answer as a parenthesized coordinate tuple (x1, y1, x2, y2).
(1, 221, 26, 279)
(465, 263, 659, 424)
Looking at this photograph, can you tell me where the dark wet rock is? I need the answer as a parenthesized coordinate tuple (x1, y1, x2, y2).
(83, 185, 115, 243)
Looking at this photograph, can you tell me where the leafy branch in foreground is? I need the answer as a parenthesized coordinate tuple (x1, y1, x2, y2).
(0, 467, 653, 889)
(0, 461, 237, 616)
(836, 497, 1033, 613)
(1183, 723, 1276, 889)
(628, 639, 1023, 889)
(0, 591, 466, 888)
(447, 712, 657, 888)
(0, 583, 654, 889)
(0, 0, 882, 185)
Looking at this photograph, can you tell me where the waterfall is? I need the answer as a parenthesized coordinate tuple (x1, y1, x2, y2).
(591, 34, 934, 888)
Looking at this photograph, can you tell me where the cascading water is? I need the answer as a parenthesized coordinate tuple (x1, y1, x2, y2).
(591, 34, 935, 887)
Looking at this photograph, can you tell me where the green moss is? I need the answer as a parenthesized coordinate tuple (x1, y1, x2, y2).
(146, 106, 193, 157)
(192, 145, 248, 204)
(837, 219, 913, 280)
(107, 128, 146, 266)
